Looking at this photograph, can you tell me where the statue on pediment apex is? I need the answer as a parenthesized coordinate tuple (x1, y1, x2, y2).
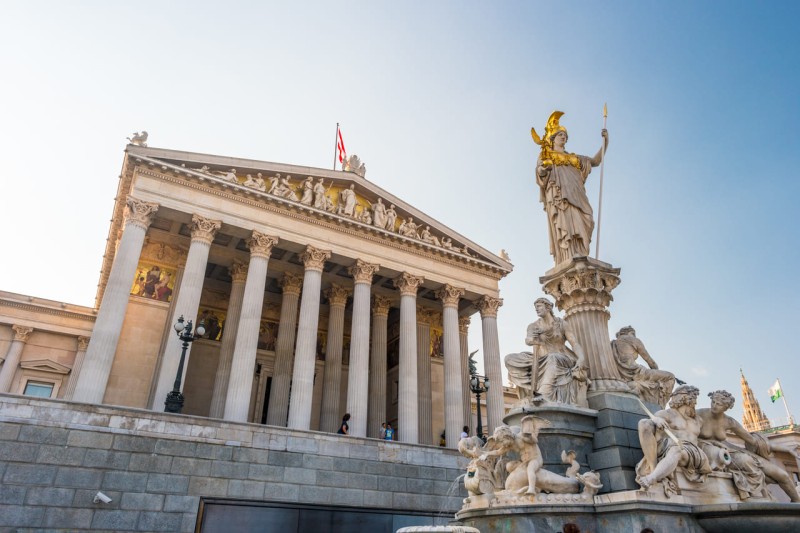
(342, 154, 366, 177)
(127, 131, 148, 146)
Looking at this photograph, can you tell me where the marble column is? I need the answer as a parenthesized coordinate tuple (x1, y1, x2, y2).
(416, 307, 434, 445)
(287, 246, 331, 430)
(345, 260, 379, 438)
(62, 336, 90, 400)
(367, 295, 392, 438)
(151, 214, 222, 409)
(477, 295, 504, 434)
(436, 284, 466, 448)
(394, 272, 424, 444)
(265, 273, 303, 426)
(459, 316, 471, 434)
(208, 261, 248, 418)
(0, 325, 33, 393)
(319, 284, 350, 433)
(540, 257, 627, 394)
(224, 232, 278, 422)
(72, 197, 158, 404)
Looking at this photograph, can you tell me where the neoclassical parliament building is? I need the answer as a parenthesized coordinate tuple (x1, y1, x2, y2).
(0, 143, 512, 448)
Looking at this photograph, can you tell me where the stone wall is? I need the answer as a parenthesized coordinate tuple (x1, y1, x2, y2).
(0, 394, 465, 532)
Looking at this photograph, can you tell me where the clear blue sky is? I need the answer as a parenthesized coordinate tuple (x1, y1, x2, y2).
(1, 1, 798, 425)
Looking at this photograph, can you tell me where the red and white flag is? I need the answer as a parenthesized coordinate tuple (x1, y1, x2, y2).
(337, 128, 346, 164)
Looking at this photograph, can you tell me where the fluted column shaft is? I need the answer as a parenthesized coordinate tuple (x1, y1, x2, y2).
(368, 296, 391, 438)
(395, 273, 423, 444)
(416, 309, 433, 445)
(478, 296, 504, 433)
(346, 260, 379, 438)
(459, 316, 471, 433)
(208, 262, 248, 418)
(63, 336, 90, 400)
(151, 215, 221, 409)
(224, 233, 278, 421)
(73, 197, 158, 404)
(438, 284, 465, 448)
(287, 246, 331, 430)
(320, 285, 349, 432)
(0, 326, 33, 392)
(266, 273, 303, 426)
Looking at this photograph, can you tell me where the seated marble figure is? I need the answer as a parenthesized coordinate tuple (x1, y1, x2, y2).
(611, 326, 676, 407)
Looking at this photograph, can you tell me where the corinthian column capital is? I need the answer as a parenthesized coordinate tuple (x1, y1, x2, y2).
(348, 259, 380, 285)
(300, 245, 331, 272)
(229, 261, 249, 283)
(248, 231, 279, 258)
(435, 284, 465, 308)
(458, 315, 471, 333)
(476, 295, 504, 319)
(394, 272, 424, 296)
(12, 325, 33, 343)
(124, 197, 159, 230)
(77, 336, 91, 351)
(190, 214, 222, 244)
(280, 272, 304, 296)
(372, 295, 393, 317)
(325, 284, 351, 308)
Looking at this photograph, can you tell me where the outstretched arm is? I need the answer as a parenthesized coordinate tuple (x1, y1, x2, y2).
(634, 339, 659, 369)
(590, 129, 609, 166)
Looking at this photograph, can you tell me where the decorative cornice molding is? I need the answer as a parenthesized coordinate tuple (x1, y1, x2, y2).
(229, 261, 249, 283)
(124, 197, 159, 231)
(348, 259, 380, 285)
(190, 214, 222, 244)
(280, 272, 304, 296)
(300, 245, 331, 272)
(435, 284, 465, 308)
(248, 231, 279, 259)
(394, 273, 424, 297)
(0, 300, 97, 322)
(325, 284, 351, 308)
(372, 295, 393, 317)
(12, 325, 33, 343)
(476, 295, 504, 319)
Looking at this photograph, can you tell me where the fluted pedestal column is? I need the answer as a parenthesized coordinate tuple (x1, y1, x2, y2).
(63, 336, 90, 400)
(416, 308, 434, 445)
(287, 246, 331, 430)
(152, 215, 222, 409)
(477, 296, 504, 433)
(208, 262, 248, 418)
(266, 273, 303, 426)
(540, 256, 627, 394)
(73, 197, 158, 404)
(0, 325, 33, 392)
(394, 273, 423, 444)
(368, 296, 392, 438)
(224, 232, 278, 422)
(346, 260, 379, 438)
(437, 284, 465, 448)
(319, 284, 350, 433)
(459, 316, 471, 433)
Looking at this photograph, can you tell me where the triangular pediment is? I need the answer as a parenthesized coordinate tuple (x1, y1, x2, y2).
(19, 359, 72, 374)
(125, 145, 513, 276)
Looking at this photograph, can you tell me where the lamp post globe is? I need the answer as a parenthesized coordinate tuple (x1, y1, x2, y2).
(164, 315, 203, 414)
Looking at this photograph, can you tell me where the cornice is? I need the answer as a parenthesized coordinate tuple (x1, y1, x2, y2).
(0, 299, 97, 322)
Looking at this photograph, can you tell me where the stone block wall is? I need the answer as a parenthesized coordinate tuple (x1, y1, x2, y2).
(0, 394, 465, 532)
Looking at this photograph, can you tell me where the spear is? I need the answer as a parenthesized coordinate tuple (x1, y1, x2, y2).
(594, 103, 608, 260)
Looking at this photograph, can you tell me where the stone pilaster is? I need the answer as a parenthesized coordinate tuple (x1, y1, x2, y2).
(459, 315, 471, 434)
(224, 232, 278, 422)
(477, 295, 504, 433)
(0, 325, 34, 392)
(345, 260, 379, 438)
(540, 256, 626, 394)
(416, 307, 435, 445)
(436, 284, 466, 448)
(208, 261, 248, 418)
(287, 246, 331, 430)
(266, 272, 303, 426)
(151, 214, 222, 409)
(319, 284, 350, 433)
(62, 336, 90, 400)
(73, 197, 158, 404)
(367, 295, 392, 438)
(394, 272, 424, 444)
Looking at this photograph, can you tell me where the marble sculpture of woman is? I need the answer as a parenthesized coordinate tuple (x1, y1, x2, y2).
(532, 111, 608, 264)
(504, 297, 589, 407)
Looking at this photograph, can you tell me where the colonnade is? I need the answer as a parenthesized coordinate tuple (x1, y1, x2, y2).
(67, 196, 505, 445)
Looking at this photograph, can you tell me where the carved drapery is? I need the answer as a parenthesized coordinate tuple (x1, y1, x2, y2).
(248, 231, 279, 259)
(436, 284, 465, 308)
(124, 197, 159, 231)
(477, 295, 503, 319)
(394, 272, 424, 296)
(348, 259, 380, 285)
(190, 214, 222, 244)
(300, 245, 331, 272)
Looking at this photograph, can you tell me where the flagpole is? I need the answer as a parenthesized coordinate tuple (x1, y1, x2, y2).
(332, 123, 340, 171)
(778, 378, 795, 425)
(595, 104, 608, 260)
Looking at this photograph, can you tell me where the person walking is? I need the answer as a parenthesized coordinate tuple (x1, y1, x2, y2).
(337, 413, 351, 435)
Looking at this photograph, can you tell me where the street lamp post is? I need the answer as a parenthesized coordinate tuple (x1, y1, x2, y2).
(467, 350, 490, 442)
(164, 315, 205, 414)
